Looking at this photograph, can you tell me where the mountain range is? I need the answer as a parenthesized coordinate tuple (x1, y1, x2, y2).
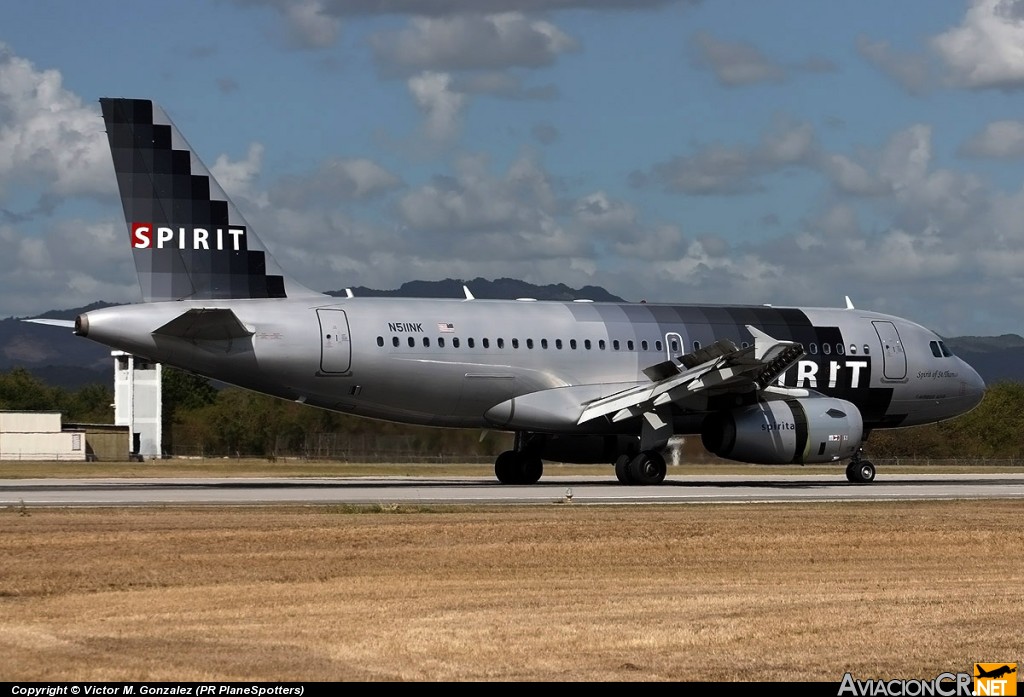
(1, 280, 1019, 389)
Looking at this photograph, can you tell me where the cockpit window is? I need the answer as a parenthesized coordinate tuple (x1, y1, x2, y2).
(930, 341, 942, 358)
(938, 341, 953, 357)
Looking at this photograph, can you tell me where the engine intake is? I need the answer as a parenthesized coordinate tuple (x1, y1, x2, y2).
(701, 397, 863, 464)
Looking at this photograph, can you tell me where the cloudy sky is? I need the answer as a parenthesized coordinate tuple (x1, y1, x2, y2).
(2, 0, 1024, 336)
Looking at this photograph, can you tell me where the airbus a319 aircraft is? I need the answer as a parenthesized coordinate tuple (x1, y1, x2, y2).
(51, 98, 987, 485)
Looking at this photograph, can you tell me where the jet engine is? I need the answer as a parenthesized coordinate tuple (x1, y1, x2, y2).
(701, 397, 863, 464)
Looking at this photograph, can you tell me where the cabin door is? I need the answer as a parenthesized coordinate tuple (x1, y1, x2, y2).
(317, 309, 352, 374)
(872, 320, 906, 380)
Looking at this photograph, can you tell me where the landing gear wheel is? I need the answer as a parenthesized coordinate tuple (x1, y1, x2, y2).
(495, 450, 519, 484)
(494, 450, 544, 485)
(614, 454, 634, 485)
(628, 450, 667, 486)
(519, 455, 543, 485)
(846, 459, 876, 484)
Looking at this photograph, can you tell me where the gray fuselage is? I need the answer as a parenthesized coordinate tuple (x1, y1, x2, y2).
(77, 296, 985, 437)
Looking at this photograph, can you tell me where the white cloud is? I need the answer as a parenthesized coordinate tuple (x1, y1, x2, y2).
(633, 120, 817, 195)
(211, 143, 268, 207)
(691, 32, 786, 87)
(282, 0, 342, 48)
(857, 36, 934, 95)
(932, 0, 1024, 90)
(0, 43, 113, 204)
(407, 71, 467, 143)
(270, 158, 402, 207)
(372, 13, 577, 74)
(959, 119, 1024, 157)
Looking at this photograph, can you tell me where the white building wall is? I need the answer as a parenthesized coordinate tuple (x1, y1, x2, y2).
(113, 351, 163, 459)
(0, 412, 62, 433)
(0, 415, 85, 460)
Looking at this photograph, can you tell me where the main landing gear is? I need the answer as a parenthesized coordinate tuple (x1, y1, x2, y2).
(494, 450, 543, 484)
(614, 451, 667, 486)
(845, 450, 876, 484)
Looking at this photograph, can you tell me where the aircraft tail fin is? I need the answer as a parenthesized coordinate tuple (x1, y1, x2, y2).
(99, 98, 319, 302)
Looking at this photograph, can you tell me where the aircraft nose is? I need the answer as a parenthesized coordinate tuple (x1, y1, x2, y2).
(958, 359, 986, 412)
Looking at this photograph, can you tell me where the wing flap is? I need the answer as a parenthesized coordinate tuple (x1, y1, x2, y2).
(577, 325, 804, 425)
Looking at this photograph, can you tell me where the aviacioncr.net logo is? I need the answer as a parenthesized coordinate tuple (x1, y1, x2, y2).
(974, 664, 1017, 696)
(838, 672, 973, 696)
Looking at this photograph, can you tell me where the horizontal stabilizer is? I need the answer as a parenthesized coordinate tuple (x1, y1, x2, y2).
(153, 308, 253, 341)
(22, 318, 75, 328)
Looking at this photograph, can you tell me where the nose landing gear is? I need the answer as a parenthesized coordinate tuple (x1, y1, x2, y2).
(845, 451, 876, 483)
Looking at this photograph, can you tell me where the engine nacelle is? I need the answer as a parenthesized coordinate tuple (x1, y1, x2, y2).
(701, 397, 863, 464)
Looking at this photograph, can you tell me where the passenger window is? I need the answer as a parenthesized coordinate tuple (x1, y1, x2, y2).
(837, 343, 844, 355)
(483, 338, 490, 349)
(849, 344, 857, 355)
(627, 340, 635, 351)
(468, 338, 475, 348)
(497, 338, 504, 349)
(541, 339, 548, 349)
(527, 339, 534, 349)
(823, 343, 831, 355)
(453, 337, 460, 348)
(585, 339, 592, 350)
(613, 340, 620, 350)
(863, 344, 870, 355)
(512, 338, 519, 349)
(656, 340, 663, 351)
(408, 336, 415, 348)
(691, 341, 699, 351)
(438, 337, 445, 347)
(392, 337, 399, 347)
(570, 339, 577, 350)
(556, 339, 563, 350)
(377, 336, 384, 347)
(599, 340, 606, 350)
(809, 343, 817, 355)
(424, 337, 430, 347)
(642, 340, 649, 351)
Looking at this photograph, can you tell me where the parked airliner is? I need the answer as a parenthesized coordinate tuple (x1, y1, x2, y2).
(49, 99, 987, 485)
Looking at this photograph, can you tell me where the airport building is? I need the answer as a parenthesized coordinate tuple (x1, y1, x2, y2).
(0, 411, 86, 461)
(112, 351, 163, 460)
(0, 351, 162, 462)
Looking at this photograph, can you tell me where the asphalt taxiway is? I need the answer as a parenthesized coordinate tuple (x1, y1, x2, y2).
(2, 473, 1024, 507)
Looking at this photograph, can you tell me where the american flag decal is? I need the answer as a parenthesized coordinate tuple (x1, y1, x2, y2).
(438, 322, 455, 333)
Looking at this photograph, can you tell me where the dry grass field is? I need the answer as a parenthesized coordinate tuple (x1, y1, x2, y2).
(1, 500, 1021, 681)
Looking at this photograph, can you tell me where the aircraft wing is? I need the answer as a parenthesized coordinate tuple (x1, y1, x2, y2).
(577, 325, 804, 425)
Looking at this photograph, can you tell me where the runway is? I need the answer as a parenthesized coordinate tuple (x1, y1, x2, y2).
(2, 473, 1024, 506)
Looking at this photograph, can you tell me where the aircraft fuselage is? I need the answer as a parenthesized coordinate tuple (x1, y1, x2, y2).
(77, 296, 984, 436)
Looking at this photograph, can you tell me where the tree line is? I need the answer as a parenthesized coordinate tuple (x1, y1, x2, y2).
(1, 366, 1022, 460)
